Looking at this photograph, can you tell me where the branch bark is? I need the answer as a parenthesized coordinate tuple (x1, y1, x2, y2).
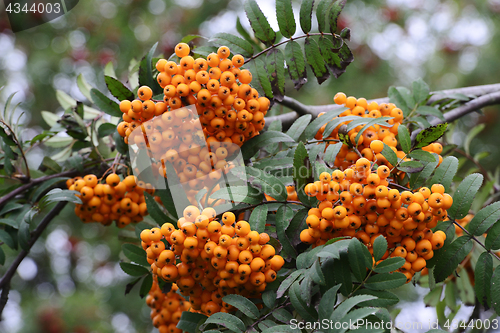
(268, 83, 500, 129)
(0, 201, 67, 319)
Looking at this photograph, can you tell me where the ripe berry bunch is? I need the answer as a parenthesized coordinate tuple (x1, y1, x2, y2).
(318, 92, 443, 173)
(66, 173, 154, 227)
(140, 205, 284, 316)
(146, 280, 191, 333)
(300, 159, 450, 283)
(117, 42, 270, 148)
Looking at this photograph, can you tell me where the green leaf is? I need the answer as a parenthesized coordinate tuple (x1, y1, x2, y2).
(276, 205, 297, 258)
(381, 143, 398, 167)
(372, 235, 387, 262)
(433, 236, 473, 283)
(272, 308, 294, 323)
(276, 0, 296, 38)
(42, 189, 82, 204)
(97, 123, 116, 138)
(0, 229, 15, 249)
(242, 131, 294, 160)
(397, 125, 411, 154)
(40, 156, 61, 174)
(139, 273, 153, 298)
(104, 75, 134, 101)
(304, 37, 330, 84)
(41, 111, 59, 127)
(249, 58, 274, 99)
(122, 244, 149, 266)
(329, 294, 377, 323)
(31, 177, 69, 202)
(491, 268, 500, 316)
(412, 78, 430, 104)
(318, 284, 341, 319)
(328, 0, 346, 33)
(337, 308, 379, 332)
(354, 117, 392, 144)
(474, 252, 493, 308)
(373, 257, 405, 274)
(365, 272, 407, 290)
(203, 312, 245, 333)
(144, 192, 173, 225)
(0, 218, 19, 229)
(467, 202, 500, 236)
(414, 123, 448, 149)
(262, 325, 300, 333)
(286, 114, 311, 141)
(409, 153, 439, 190)
(233, 166, 287, 201)
(181, 34, 204, 44)
(177, 312, 208, 333)
(304, 109, 344, 140)
(397, 161, 424, 173)
(261, 289, 276, 309)
(222, 294, 259, 320)
(244, 0, 276, 45)
(299, 0, 315, 33)
(249, 204, 267, 234)
(90, 89, 122, 117)
(138, 42, 162, 95)
(293, 142, 311, 200)
(18, 220, 30, 251)
(424, 286, 443, 307)
(316, 0, 330, 32)
(289, 281, 318, 322)
(448, 173, 483, 220)
(348, 238, 372, 281)
(464, 123, 485, 156)
(120, 262, 149, 276)
(416, 106, 446, 121)
(277, 269, 304, 298)
(113, 129, 128, 155)
(266, 48, 286, 101)
(324, 142, 342, 164)
(77, 74, 93, 102)
(284, 40, 307, 90)
(236, 17, 256, 46)
(353, 289, 399, 308)
(210, 33, 254, 58)
(388, 86, 415, 116)
(309, 258, 326, 286)
(485, 222, 500, 250)
(210, 185, 263, 205)
(318, 35, 343, 79)
(408, 149, 436, 162)
(56, 90, 76, 110)
(333, 251, 352, 296)
(428, 156, 458, 192)
(0, 247, 4, 266)
(309, 142, 325, 163)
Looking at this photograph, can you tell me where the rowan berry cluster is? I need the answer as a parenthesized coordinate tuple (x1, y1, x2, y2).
(319, 92, 443, 173)
(117, 42, 269, 147)
(300, 158, 450, 282)
(146, 280, 190, 333)
(66, 173, 154, 227)
(140, 205, 284, 317)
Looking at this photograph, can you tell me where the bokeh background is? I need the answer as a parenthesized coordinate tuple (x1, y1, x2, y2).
(1, 0, 500, 332)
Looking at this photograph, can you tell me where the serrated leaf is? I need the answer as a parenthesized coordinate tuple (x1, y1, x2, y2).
(249, 58, 274, 99)
(104, 75, 134, 102)
(373, 257, 405, 274)
(416, 106, 446, 121)
(304, 109, 344, 140)
(232, 166, 287, 201)
(348, 238, 372, 281)
(31, 177, 68, 202)
(388, 86, 415, 116)
(410, 153, 439, 190)
(242, 131, 294, 160)
(41, 111, 59, 127)
(277, 269, 304, 298)
(144, 192, 171, 225)
(491, 268, 500, 315)
(0, 247, 4, 266)
(316, 0, 330, 32)
(412, 78, 430, 104)
(276, 0, 296, 38)
(211, 185, 263, 205)
(0, 218, 19, 229)
(210, 33, 254, 58)
(0, 229, 15, 249)
(77, 74, 93, 102)
(354, 289, 399, 308)
(414, 123, 448, 149)
(286, 114, 311, 141)
(365, 272, 407, 290)
(276, 205, 297, 258)
(318, 284, 340, 319)
(428, 156, 458, 192)
(486, 222, 500, 250)
(304, 37, 330, 84)
(318, 35, 344, 79)
(372, 235, 387, 262)
(290, 281, 318, 322)
(120, 262, 149, 276)
(236, 17, 255, 46)
(266, 48, 286, 101)
(204, 312, 245, 333)
(122, 243, 149, 266)
(56, 90, 76, 110)
(354, 117, 392, 144)
(299, 0, 315, 33)
(468, 202, 500, 236)
(139, 273, 153, 298)
(284, 40, 307, 90)
(397, 125, 411, 154)
(261, 289, 276, 309)
(249, 204, 267, 233)
(42, 189, 82, 204)
(293, 142, 311, 199)
(475, 252, 493, 308)
(433, 236, 473, 283)
(424, 286, 443, 307)
(408, 149, 436, 162)
(324, 142, 342, 164)
(262, 325, 300, 333)
(328, 0, 346, 33)
(397, 161, 423, 173)
(333, 251, 352, 296)
(177, 312, 208, 333)
(272, 308, 294, 323)
(97, 123, 116, 138)
(90, 89, 122, 117)
(380, 143, 398, 167)
(244, 0, 276, 45)
(222, 294, 259, 319)
(329, 294, 377, 323)
(138, 42, 162, 95)
(448, 173, 483, 220)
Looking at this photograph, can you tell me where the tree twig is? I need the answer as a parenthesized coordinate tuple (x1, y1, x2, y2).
(0, 201, 68, 319)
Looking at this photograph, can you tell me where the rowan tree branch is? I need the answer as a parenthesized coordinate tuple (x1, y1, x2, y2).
(268, 83, 500, 129)
(0, 201, 68, 319)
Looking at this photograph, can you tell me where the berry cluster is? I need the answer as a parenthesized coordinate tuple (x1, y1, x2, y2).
(300, 159, 450, 282)
(146, 280, 190, 333)
(319, 92, 443, 172)
(117, 43, 269, 147)
(140, 206, 284, 316)
(66, 173, 154, 227)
